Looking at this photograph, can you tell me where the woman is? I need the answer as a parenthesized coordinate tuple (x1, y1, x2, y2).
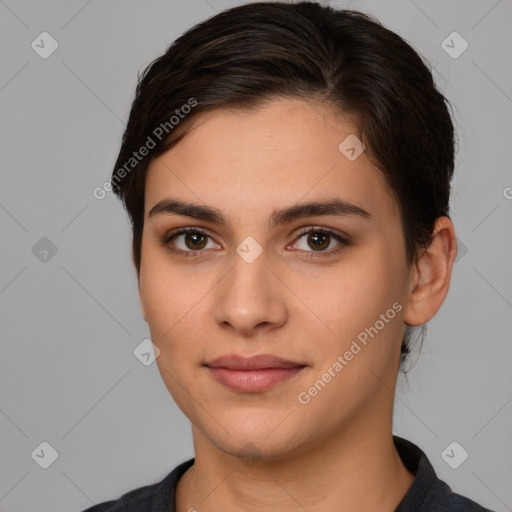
(84, 2, 493, 511)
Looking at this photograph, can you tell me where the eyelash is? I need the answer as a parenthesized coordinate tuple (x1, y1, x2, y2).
(161, 226, 350, 259)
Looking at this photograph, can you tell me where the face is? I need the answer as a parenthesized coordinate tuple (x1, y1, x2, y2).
(138, 99, 414, 461)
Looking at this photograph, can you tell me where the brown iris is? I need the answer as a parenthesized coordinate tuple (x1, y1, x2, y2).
(185, 232, 208, 250)
(307, 232, 330, 251)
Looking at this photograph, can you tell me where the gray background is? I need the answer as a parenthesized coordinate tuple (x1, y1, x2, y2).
(0, 0, 511, 511)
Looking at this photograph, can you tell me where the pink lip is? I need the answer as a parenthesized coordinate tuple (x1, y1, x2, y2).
(205, 354, 307, 392)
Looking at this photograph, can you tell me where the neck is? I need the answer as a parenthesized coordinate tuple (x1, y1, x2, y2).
(176, 407, 414, 512)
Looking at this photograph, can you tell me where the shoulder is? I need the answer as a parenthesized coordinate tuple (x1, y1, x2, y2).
(446, 490, 494, 511)
(80, 480, 161, 512)
(425, 476, 494, 511)
(393, 436, 495, 512)
(80, 458, 195, 512)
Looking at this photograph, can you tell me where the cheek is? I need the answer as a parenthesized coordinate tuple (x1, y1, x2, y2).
(292, 243, 407, 382)
(139, 245, 187, 342)
(138, 246, 214, 360)
(138, 256, 206, 408)
(298, 247, 404, 332)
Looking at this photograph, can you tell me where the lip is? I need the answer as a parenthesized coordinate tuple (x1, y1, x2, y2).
(205, 354, 304, 370)
(204, 354, 307, 392)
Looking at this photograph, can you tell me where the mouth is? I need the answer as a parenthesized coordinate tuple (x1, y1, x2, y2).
(204, 354, 307, 393)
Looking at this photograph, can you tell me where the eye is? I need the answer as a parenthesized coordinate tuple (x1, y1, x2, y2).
(161, 226, 349, 260)
(162, 227, 221, 257)
(288, 227, 349, 257)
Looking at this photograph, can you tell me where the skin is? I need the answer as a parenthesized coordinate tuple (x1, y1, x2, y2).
(136, 98, 458, 512)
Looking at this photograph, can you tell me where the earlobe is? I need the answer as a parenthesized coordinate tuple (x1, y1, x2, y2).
(403, 217, 458, 327)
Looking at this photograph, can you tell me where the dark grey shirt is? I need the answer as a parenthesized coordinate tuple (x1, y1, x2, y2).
(82, 436, 494, 511)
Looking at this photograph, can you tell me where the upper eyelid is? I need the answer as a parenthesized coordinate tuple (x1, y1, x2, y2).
(294, 226, 349, 238)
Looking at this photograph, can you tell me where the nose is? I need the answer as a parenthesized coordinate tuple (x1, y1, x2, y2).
(214, 250, 288, 337)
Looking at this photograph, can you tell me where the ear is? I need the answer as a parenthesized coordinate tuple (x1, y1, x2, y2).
(403, 217, 458, 326)
(132, 246, 148, 322)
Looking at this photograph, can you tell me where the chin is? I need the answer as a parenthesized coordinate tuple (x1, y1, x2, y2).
(220, 435, 300, 463)
(201, 414, 306, 462)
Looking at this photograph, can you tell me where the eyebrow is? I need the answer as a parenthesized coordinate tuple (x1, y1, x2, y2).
(148, 197, 371, 227)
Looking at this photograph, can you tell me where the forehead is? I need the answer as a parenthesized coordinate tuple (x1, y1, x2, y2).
(144, 99, 398, 224)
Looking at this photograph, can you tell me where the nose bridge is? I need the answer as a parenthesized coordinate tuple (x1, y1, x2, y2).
(230, 248, 268, 297)
(214, 245, 288, 334)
